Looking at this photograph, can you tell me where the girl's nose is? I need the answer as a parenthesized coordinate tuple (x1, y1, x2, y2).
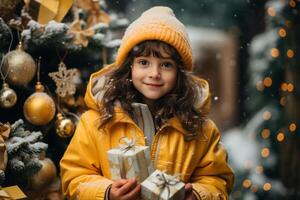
(148, 65, 161, 79)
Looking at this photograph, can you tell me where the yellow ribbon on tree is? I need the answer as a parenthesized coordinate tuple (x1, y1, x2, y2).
(0, 123, 10, 172)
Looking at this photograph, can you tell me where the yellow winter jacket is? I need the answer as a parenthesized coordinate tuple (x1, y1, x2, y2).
(60, 64, 234, 200)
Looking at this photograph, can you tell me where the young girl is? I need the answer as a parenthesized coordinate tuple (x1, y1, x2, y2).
(60, 6, 234, 200)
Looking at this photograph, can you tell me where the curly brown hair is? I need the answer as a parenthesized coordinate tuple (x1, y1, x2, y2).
(99, 40, 208, 140)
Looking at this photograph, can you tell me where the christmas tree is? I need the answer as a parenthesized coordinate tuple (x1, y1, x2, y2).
(0, 0, 128, 198)
(223, 0, 300, 199)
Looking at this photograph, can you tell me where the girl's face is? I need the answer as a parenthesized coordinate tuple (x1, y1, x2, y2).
(131, 51, 178, 103)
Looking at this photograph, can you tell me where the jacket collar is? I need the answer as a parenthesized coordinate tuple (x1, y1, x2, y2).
(104, 106, 190, 136)
(102, 106, 208, 142)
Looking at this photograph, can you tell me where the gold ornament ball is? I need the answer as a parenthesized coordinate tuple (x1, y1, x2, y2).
(56, 114, 75, 137)
(24, 92, 56, 125)
(0, 83, 17, 108)
(2, 48, 36, 85)
(30, 158, 57, 190)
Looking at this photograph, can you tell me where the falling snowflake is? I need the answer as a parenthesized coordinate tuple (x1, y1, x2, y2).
(49, 62, 77, 98)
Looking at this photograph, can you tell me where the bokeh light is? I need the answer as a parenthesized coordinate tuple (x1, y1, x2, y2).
(263, 111, 271, 120)
(287, 49, 294, 58)
(280, 97, 287, 106)
(278, 28, 286, 37)
(263, 77, 272, 87)
(243, 179, 252, 188)
(256, 81, 264, 91)
(277, 132, 285, 142)
(270, 48, 280, 58)
(261, 129, 271, 139)
(281, 83, 288, 91)
(289, 123, 296, 132)
(267, 7, 276, 16)
(263, 183, 272, 191)
(261, 148, 270, 158)
(289, 0, 296, 8)
(255, 166, 264, 174)
(287, 83, 294, 92)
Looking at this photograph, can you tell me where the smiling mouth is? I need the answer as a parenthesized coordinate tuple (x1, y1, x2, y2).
(144, 83, 163, 87)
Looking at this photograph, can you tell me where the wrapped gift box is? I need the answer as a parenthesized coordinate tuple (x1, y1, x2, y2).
(107, 138, 154, 183)
(0, 185, 27, 199)
(27, 0, 73, 24)
(28, 0, 59, 24)
(141, 170, 185, 200)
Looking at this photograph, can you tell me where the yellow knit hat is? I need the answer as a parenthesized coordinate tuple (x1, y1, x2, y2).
(115, 6, 193, 71)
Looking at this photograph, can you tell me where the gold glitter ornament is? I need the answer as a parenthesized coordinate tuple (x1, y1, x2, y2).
(2, 43, 36, 86)
(29, 157, 57, 190)
(55, 113, 75, 137)
(0, 83, 17, 108)
(23, 82, 56, 126)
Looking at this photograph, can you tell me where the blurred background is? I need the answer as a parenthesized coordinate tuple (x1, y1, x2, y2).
(0, 0, 299, 199)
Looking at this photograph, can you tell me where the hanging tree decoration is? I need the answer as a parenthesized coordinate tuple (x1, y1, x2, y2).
(29, 152, 57, 190)
(0, 26, 17, 108)
(53, 91, 78, 138)
(55, 99, 78, 138)
(23, 57, 56, 126)
(0, 82, 17, 108)
(48, 51, 78, 98)
(48, 51, 78, 137)
(55, 112, 75, 138)
(1, 30, 36, 86)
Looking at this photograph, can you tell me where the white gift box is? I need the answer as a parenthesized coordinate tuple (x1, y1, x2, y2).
(141, 169, 185, 200)
(107, 137, 154, 183)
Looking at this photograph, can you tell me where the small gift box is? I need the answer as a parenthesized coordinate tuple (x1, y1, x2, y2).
(0, 185, 27, 199)
(107, 137, 154, 183)
(141, 170, 185, 200)
(26, 0, 73, 24)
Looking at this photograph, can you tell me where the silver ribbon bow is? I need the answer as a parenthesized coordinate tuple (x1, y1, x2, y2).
(118, 136, 136, 153)
(151, 172, 181, 200)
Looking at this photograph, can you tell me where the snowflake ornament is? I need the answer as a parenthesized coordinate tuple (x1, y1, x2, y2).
(49, 62, 77, 97)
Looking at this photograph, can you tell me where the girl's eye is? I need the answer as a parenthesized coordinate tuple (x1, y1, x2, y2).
(138, 60, 149, 65)
(161, 62, 174, 69)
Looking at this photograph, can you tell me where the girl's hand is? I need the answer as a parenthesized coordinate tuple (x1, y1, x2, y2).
(185, 183, 197, 200)
(109, 179, 141, 200)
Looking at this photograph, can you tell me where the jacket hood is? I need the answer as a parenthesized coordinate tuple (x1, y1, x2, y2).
(84, 63, 211, 113)
(84, 63, 117, 110)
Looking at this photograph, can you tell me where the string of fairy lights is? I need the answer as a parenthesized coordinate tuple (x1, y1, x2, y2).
(232, 0, 298, 198)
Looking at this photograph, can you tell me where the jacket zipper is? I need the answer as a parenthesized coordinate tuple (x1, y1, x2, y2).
(151, 133, 160, 168)
(129, 121, 168, 168)
(151, 123, 169, 168)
